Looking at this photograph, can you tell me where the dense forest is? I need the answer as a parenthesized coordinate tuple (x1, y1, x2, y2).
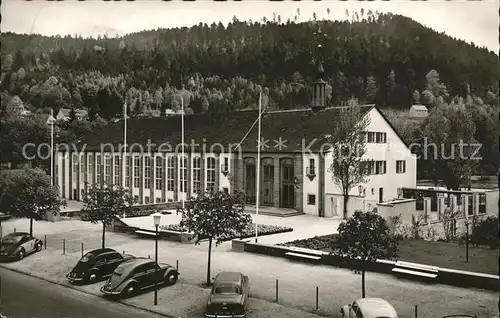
(0, 10, 498, 183)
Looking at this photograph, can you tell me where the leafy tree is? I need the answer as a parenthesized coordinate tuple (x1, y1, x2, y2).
(336, 211, 399, 298)
(470, 216, 499, 249)
(69, 108, 77, 122)
(365, 76, 378, 103)
(412, 90, 420, 104)
(80, 183, 136, 249)
(0, 168, 66, 236)
(0, 115, 50, 168)
(178, 190, 252, 286)
(425, 70, 448, 98)
(441, 205, 462, 242)
(385, 70, 397, 106)
(327, 98, 371, 219)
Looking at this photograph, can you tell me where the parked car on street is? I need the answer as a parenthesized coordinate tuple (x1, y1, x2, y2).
(0, 232, 43, 261)
(341, 298, 398, 318)
(205, 272, 249, 318)
(66, 248, 135, 284)
(100, 257, 179, 297)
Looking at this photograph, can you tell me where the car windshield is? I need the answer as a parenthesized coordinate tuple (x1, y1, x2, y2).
(113, 267, 124, 277)
(214, 285, 240, 294)
(80, 253, 94, 262)
(1, 236, 19, 244)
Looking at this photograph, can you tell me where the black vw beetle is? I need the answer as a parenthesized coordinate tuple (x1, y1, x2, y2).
(0, 232, 43, 261)
(67, 248, 135, 284)
(101, 257, 179, 298)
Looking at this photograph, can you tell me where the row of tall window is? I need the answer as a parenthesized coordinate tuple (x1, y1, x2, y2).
(67, 154, 217, 193)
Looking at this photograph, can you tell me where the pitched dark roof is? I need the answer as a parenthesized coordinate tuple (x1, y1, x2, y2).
(74, 105, 383, 153)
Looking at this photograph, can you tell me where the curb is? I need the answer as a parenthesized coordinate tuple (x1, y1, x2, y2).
(0, 264, 175, 318)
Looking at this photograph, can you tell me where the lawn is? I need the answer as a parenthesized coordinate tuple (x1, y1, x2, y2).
(160, 223, 292, 241)
(279, 234, 499, 275)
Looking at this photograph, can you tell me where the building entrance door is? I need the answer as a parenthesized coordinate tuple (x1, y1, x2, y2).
(262, 164, 274, 206)
(281, 164, 295, 208)
(245, 164, 256, 204)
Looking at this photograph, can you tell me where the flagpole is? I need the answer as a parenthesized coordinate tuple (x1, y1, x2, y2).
(123, 101, 127, 190)
(181, 96, 185, 210)
(50, 108, 54, 186)
(255, 91, 262, 243)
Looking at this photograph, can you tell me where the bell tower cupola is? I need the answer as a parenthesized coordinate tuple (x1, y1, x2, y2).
(311, 27, 327, 110)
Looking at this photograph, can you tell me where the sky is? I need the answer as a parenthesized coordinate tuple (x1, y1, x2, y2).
(2, 0, 499, 53)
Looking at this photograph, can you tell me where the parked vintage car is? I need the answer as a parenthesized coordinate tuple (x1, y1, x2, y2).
(100, 257, 179, 297)
(205, 272, 250, 318)
(66, 248, 135, 284)
(341, 298, 398, 318)
(0, 232, 43, 261)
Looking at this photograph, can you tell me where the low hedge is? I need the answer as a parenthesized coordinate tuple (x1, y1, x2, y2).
(277, 234, 341, 251)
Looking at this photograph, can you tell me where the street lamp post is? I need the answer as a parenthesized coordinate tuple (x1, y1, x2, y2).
(152, 212, 162, 305)
(465, 219, 469, 263)
(49, 109, 55, 186)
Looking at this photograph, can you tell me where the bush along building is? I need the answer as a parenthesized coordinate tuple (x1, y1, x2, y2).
(54, 54, 417, 219)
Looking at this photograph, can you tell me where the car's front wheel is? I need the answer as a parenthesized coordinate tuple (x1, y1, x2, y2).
(87, 271, 100, 283)
(122, 283, 138, 298)
(17, 248, 25, 261)
(35, 242, 42, 252)
(164, 272, 178, 285)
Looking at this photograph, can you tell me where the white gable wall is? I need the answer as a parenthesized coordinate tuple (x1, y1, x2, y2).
(324, 107, 417, 214)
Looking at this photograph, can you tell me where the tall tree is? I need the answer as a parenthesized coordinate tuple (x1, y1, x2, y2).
(412, 90, 421, 104)
(385, 70, 397, 106)
(80, 182, 136, 249)
(365, 76, 378, 103)
(0, 169, 66, 236)
(336, 211, 399, 298)
(178, 190, 252, 286)
(327, 98, 371, 219)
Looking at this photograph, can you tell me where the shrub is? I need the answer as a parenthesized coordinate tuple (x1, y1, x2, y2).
(470, 216, 499, 249)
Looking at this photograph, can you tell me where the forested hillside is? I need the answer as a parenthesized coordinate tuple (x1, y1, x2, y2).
(0, 11, 498, 182)
(1, 11, 498, 117)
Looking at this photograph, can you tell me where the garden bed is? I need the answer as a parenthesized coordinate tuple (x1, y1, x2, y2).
(160, 224, 292, 241)
(278, 234, 498, 275)
(123, 210, 172, 218)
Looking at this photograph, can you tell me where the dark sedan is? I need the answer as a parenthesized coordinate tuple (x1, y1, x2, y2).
(100, 258, 179, 298)
(205, 272, 249, 318)
(0, 232, 43, 261)
(66, 248, 135, 284)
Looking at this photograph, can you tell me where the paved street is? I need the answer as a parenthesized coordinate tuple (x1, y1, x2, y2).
(2, 218, 498, 317)
(0, 267, 164, 318)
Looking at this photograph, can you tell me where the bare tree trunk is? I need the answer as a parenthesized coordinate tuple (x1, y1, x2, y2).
(343, 191, 349, 219)
(30, 218, 34, 236)
(206, 237, 212, 286)
(102, 222, 106, 249)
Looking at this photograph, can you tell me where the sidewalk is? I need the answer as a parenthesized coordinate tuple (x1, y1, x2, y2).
(1, 218, 497, 317)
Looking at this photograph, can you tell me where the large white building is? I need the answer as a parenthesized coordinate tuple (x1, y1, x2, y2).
(54, 62, 416, 219)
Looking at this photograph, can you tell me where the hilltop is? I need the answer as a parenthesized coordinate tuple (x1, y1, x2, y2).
(0, 11, 498, 119)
